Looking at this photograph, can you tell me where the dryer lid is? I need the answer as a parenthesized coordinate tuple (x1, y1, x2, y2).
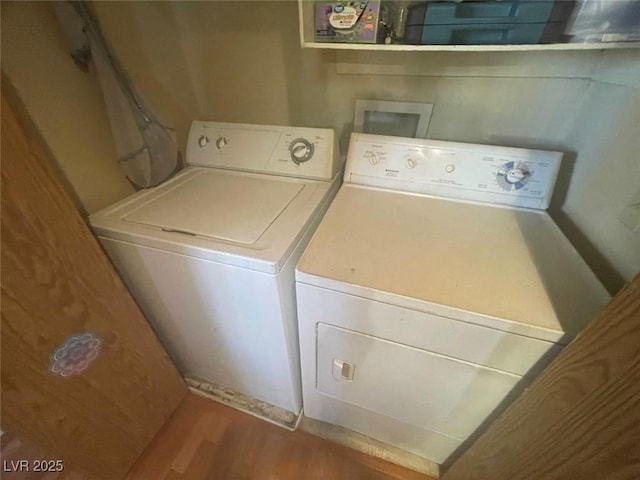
(123, 170, 304, 244)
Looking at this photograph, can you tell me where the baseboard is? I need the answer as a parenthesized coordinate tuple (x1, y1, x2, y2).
(299, 414, 440, 477)
(185, 376, 301, 431)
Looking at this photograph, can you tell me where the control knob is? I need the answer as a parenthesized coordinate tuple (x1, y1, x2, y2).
(497, 161, 531, 191)
(289, 138, 314, 165)
(506, 167, 527, 184)
(215, 137, 229, 150)
(197, 135, 209, 148)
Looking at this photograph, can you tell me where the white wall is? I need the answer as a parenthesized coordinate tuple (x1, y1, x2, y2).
(1, 1, 134, 215)
(555, 79, 640, 290)
(2, 1, 637, 292)
(93, 1, 639, 292)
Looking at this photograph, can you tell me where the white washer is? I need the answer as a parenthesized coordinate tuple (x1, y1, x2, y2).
(295, 133, 610, 463)
(90, 122, 342, 419)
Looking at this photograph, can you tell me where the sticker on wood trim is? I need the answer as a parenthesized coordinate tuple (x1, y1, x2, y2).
(49, 332, 102, 377)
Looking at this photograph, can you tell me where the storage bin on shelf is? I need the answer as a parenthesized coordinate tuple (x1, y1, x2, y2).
(403, 0, 574, 45)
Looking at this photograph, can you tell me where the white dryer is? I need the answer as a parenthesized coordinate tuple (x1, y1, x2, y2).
(90, 122, 342, 425)
(295, 133, 610, 462)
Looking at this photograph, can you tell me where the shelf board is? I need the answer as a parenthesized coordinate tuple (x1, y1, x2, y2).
(301, 41, 640, 52)
(298, 0, 640, 52)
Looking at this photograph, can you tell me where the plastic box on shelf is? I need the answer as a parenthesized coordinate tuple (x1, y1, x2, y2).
(565, 0, 640, 43)
(403, 0, 575, 45)
(315, 1, 386, 43)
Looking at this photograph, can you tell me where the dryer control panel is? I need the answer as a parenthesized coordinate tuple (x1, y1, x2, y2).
(345, 133, 562, 209)
(187, 121, 341, 180)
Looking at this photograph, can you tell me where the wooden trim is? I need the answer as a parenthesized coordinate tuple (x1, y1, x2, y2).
(0, 73, 88, 215)
(1, 88, 187, 479)
(443, 274, 640, 480)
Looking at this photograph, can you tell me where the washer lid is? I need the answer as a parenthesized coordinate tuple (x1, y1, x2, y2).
(123, 170, 304, 244)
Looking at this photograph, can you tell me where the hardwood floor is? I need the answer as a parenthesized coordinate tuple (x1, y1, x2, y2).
(1, 393, 436, 480)
(128, 393, 435, 480)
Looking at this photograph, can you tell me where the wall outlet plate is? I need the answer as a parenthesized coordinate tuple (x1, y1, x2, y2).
(618, 187, 640, 233)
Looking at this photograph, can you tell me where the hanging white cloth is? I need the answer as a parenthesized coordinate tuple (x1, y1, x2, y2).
(55, 1, 178, 188)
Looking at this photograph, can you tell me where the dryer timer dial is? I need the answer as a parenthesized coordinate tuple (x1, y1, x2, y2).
(497, 161, 531, 191)
(289, 138, 315, 165)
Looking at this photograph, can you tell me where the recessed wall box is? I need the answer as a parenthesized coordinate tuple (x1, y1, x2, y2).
(354, 100, 434, 138)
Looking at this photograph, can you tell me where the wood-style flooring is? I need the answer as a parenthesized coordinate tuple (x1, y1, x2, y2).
(128, 393, 434, 479)
(1, 393, 436, 480)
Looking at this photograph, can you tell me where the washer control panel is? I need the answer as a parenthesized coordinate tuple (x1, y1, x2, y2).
(187, 121, 340, 180)
(345, 133, 562, 209)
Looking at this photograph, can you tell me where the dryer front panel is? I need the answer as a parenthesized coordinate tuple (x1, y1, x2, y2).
(316, 323, 521, 440)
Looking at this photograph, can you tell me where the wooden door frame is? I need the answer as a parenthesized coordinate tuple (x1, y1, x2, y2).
(1, 84, 187, 479)
(444, 274, 640, 479)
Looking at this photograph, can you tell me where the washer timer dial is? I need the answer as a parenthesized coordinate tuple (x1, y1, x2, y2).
(497, 161, 531, 191)
(289, 138, 315, 165)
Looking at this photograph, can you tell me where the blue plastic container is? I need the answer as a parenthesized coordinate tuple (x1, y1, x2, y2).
(404, 1, 572, 44)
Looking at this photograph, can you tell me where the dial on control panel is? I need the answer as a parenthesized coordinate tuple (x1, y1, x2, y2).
(497, 161, 531, 191)
(289, 138, 315, 165)
(197, 135, 209, 148)
(368, 154, 380, 165)
(216, 137, 229, 150)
